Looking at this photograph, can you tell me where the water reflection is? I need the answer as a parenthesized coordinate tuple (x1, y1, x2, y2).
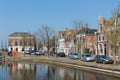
(0, 62, 119, 80)
(9, 62, 36, 80)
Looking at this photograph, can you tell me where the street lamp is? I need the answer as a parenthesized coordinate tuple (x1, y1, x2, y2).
(95, 32, 99, 55)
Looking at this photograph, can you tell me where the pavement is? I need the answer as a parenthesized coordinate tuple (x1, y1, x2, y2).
(4, 52, 120, 68)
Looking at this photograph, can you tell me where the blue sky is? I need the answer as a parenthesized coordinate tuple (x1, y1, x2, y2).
(0, 0, 120, 41)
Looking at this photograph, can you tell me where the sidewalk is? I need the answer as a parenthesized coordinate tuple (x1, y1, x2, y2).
(6, 52, 120, 69)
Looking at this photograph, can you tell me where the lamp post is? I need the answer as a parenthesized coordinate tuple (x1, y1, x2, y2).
(95, 32, 99, 55)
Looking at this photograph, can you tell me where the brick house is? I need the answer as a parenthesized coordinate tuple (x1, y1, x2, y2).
(100, 16, 120, 59)
(56, 29, 78, 55)
(8, 32, 35, 52)
(95, 16, 107, 55)
(96, 16, 120, 57)
(96, 16, 114, 56)
(75, 26, 97, 55)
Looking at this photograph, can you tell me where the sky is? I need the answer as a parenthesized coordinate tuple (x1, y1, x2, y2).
(0, 0, 120, 42)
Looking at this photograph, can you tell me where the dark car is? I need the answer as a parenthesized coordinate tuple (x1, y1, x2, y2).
(24, 50, 36, 55)
(8, 51, 12, 56)
(29, 50, 36, 55)
(57, 52, 65, 57)
(81, 53, 95, 62)
(95, 55, 114, 64)
(36, 50, 44, 55)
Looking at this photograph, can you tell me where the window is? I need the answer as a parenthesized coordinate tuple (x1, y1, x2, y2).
(99, 36, 101, 41)
(99, 44, 102, 53)
(100, 24, 102, 32)
(102, 36, 104, 40)
(16, 48, 18, 51)
(15, 41, 18, 46)
(104, 44, 106, 48)
(99, 44, 102, 49)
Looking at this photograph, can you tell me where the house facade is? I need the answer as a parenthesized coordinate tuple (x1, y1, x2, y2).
(96, 16, 115, 56)
(56, 29, 78, 55)
(95, 16, 107, 55)
(75, 26, 97, 55)
(8, 32, 35, 52)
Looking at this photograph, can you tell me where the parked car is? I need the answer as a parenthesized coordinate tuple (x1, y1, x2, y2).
(69, 52, 80, 59)
(29, 50, 36, 55)
(57, 52, 65, 57)
(24, 50, 36, 55)
(24, 50, 31, 54)
(36, 50, 44, 55)
(95, 55, 114, 64)
(8, 51, 12, 56)
(81, 53, 95, 62)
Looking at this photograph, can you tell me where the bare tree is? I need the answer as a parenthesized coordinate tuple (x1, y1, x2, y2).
(73, 20, 88, 54)
(112, 3, 120, 19)
(72, 20, 83, 30)
(33, 32, 41, 50)
(37, 25, 56, 56)
(49, 36, 56, 48)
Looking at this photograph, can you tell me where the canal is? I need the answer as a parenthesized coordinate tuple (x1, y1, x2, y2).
(0, 62, 119, 80)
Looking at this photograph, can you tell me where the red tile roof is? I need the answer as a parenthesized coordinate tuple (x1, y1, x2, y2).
(58, 29, 78, 41)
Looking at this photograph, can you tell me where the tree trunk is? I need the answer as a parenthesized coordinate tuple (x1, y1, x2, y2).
(113, 48, 116, 64)
(47, 41, 50, 57)
(118, 47, 120, 63)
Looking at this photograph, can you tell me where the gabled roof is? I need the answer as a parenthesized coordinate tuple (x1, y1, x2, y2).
(104, 18, 113, 27)
(58, 29, 78, 41)
(77, 27, 97, 35)
(8, 32, 34, 37)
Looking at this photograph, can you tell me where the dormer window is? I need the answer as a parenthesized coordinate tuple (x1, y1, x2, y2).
(100, 24, 102, 32)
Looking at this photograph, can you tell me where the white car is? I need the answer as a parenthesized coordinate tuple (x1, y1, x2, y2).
(69, 52, 80, 59)
(81, 54, 95, 62)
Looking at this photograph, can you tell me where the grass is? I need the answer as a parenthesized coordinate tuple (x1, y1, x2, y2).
(107, 63, 120, 66)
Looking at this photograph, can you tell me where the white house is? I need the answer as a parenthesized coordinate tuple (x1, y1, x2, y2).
(56, 29, 78, 55)
(8, 32, 35, 52)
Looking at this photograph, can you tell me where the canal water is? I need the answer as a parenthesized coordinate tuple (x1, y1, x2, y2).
(0, 62, 119, 80)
